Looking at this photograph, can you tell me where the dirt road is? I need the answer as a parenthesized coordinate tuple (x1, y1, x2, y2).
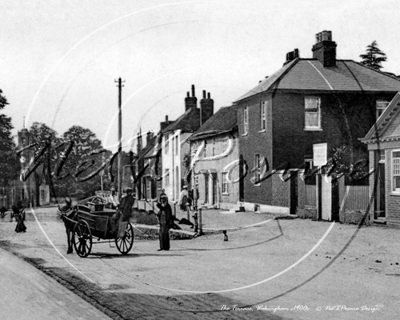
(1, 207, 399, 319)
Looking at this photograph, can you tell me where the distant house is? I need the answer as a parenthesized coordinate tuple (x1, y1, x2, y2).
(162, 85, 214, 201)
(132, 117, 174, 211)
(9, 126, 51, 207)
(189, 105, 239, 210)
(134, 131, 157, 200)
(361, 92, 400, 228)
(234, 30, 400, 216)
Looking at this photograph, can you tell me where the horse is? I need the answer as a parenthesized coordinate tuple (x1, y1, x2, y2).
(0, 206, 7, 218)
(57, 197, 78, 254)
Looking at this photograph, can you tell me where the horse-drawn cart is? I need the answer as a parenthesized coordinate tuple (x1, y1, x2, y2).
(71, 200, 134, 257)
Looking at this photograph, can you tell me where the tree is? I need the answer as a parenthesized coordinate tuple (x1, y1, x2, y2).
(55, 126, 109, 198)
(360, 41, 387, 71)
(325, 145, 370, 185)
(0, 89, 20, 186)
(29, 122, 60, 154)
(27, 122, 61, 202)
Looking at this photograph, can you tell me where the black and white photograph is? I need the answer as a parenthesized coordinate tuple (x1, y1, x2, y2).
(1, 1, 400, 319)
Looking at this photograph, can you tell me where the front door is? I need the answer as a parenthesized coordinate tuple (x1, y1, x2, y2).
(204, 174, 209, 204)
(212, 174, 217, 205)
(376, 163, 386, 218)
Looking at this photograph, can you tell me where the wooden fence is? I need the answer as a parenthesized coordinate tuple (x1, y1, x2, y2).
(341, 185, 370, 211)
(304, 184, 317, 207)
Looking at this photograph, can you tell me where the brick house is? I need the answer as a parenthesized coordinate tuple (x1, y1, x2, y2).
(361, 92, 400, 228)
(188, 105, 240, 210)
(162, 86, 214, 201)
(233, 30, 400, 216)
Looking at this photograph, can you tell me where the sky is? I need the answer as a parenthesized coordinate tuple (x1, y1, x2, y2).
(1, 0, 400, 153)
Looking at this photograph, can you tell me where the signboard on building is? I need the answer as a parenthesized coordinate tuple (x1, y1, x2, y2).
(313, 143, 328, 166)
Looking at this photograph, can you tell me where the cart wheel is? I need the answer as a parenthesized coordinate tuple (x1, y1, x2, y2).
(73, 220, 92, 258)
(115, 222, 134, 255)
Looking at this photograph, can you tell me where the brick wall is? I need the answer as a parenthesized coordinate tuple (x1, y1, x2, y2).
(271, 172, 290, 207)
(271, 93, 387, 169)
(385, 148, 400, 228)
(237, 92, 273, 205)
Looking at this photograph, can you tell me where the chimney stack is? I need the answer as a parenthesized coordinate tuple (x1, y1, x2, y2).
(160, 115, 173, 131)
(200, 91, 214, 125)
(284, 48, 300, 65)
(185, 84, 197, 111)
(312, 30, 336, 67)
(146, 131, 154, 145)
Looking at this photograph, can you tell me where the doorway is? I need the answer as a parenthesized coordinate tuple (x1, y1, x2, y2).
(204, 173, 209, 204)
(376, 163, 385, 218)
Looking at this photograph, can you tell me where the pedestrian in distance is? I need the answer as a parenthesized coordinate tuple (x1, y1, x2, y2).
(14, 201, 27, 233)
(109, 186, 119, 209)
(178, 185, 189, 211)
(156, 194, 174, 251)
(0, 206, 7, 218)
(158, 188, 166, 202)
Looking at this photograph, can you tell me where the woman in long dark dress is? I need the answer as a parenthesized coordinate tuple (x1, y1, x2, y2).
(14, 201, 26, 233)
(156, 194, 173, 251)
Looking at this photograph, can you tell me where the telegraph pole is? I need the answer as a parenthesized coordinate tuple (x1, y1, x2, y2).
(115, 77, 124, 201)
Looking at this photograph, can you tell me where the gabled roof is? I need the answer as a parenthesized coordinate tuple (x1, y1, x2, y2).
(135, 135, 158, 162)
(189, 105, 238, 141)
(143, 134, 162, 159)
(163, 107, 201, 133)
(236, 59, 400, 102)
(361, 92, 400, 144)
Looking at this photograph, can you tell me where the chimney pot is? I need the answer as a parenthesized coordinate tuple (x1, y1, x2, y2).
(185, 85, 197, 111)
(165, 115, 168, 122)
(312, 30, 336, 67)
(200, 91, 214, 125)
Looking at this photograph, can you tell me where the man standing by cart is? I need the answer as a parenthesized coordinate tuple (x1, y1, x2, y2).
(156, 194, 173, 251)
(119, 188, 135, 222)
(117, 188, 135, 237)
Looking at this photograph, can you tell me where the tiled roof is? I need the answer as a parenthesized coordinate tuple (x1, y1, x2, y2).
(136, 135, 157, 161)
(235, 59, 297, 101)
(163, 107, 201, 133)
(236, 59, 400, 102)
(361, 92, 400, 144)
(142, 134, 162, 159)
(189, 105, 238, 141)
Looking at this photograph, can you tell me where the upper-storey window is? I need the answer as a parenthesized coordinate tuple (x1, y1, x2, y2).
(243, 107, 249, 135)
(305, 96, 321, 130)
(260, 101, 267, 131)
(164, 134, 169, 154)
(175, 135, 179, 155)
